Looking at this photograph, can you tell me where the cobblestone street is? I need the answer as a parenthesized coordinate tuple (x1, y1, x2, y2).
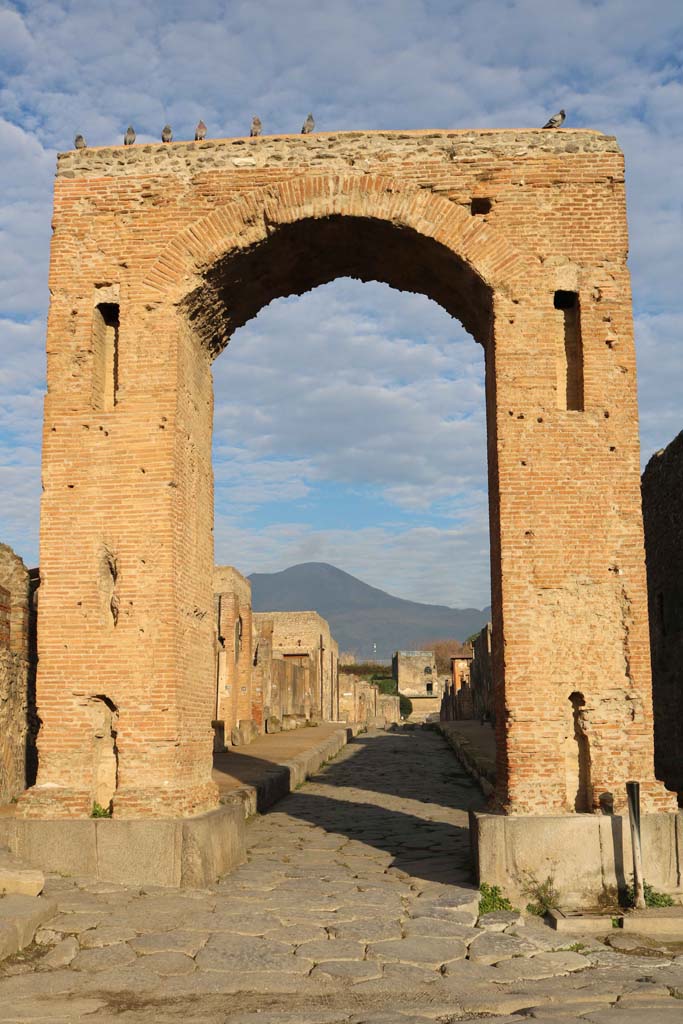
(1, 727, 682, 1023)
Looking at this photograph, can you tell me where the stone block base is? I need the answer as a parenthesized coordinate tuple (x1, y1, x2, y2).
(0, 802, 246, 889)
(622, 906, 683, 936)
(230, 719, 260, 746)
(0, 846, 44, 896)
(471, 808, 683, 910)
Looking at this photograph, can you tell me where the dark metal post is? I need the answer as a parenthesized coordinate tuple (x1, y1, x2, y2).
(626, 780, 645, 909)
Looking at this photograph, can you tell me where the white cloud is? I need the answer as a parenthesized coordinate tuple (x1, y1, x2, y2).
(0, 0, 682, 606)
(213, 281, 487, 509)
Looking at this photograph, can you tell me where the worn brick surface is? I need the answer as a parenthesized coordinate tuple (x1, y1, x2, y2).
(22, 128, 674, 819)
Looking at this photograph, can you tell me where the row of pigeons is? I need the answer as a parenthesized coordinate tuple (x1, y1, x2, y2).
(73, 110, 565, 151)
(74, 114, 315, 149)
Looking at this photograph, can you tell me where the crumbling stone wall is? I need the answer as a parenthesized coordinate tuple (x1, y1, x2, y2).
(377, 693, 401, 725)
(25, 127, 674, 819)
(214, 566, 256, 743)
(0, 545, 30, 804)
(338, 673, 399, 726)
(255, 611, 339, 722)
(393, 650, 443, 719)
(642, 432, 683, 799)
(252, 614, 321, 730)
(470, 624, 494, 721)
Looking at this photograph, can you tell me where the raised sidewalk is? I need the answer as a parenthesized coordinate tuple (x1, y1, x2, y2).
(0, 722, 357, 889)
(213, 722, 357, 817)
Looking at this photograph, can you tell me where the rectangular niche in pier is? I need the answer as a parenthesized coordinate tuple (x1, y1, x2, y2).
(555, 290, 584, 411)
(92, 301, 120, 410)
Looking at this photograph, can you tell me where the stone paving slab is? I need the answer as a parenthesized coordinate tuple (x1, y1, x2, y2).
(1, 728, 683, 1022)
(0, 896, 57, 961)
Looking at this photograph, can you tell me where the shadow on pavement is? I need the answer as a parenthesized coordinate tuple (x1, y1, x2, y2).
(271, 728, 485, 884)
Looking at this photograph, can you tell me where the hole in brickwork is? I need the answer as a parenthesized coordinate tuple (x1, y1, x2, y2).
(567, 691, 592, 812)
(554, 290, 584, 411)
(92, 303, 120, 411)
(470, 197, 492, 216)
(87, 695, 119, 811)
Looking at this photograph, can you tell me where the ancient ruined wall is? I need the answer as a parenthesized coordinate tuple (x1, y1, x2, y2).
(252, 615, 274, 728)
(377, 693, 400, 725)
(393, 651, 441, 699)
(214, 566, 256, 741)
(642, 433, 683, 798)
(0, 545, 30, 804)
(470, 624, 494, 721)
(252, 613, 321, 728)
(27, 127, 674, 818)
(257, 611, 339, 722)
(338, 673, 399, 726)
(451, 657, 472, 691)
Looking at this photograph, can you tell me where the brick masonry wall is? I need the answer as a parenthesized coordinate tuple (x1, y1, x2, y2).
(0, 545, 31, 804)
(642, 432, 683, 798)
(25, 127, 674, 818)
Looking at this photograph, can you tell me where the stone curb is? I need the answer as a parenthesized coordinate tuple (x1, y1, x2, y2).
(434, 723, 495, 797)
(220, 724, 356, 818)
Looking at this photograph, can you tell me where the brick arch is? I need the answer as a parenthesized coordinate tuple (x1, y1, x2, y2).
(28, 129, 676, 854)
(141, 174, 536, 317)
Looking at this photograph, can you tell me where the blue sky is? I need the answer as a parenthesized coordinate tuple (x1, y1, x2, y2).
(0, 0, 681, 608)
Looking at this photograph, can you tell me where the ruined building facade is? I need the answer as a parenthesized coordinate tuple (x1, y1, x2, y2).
(214, 566, 255, 744)
(214, 574, 344, 743)
(338, 673, 400, 726)
(254, 611, 339, 724)
(0, 545, 36, 805)
(393, 650, 443, 720)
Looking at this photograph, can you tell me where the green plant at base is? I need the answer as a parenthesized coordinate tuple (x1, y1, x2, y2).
(521, 870, 560, 917)
(566, 942, 588, 953)
(625, 879, 675, 908)
(611, 916, 621, 928)
(91, 801, 112, 818)
(479, 882, 513, 915)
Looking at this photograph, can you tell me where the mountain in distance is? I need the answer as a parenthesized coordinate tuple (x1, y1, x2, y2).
(248, 562, 490, 661)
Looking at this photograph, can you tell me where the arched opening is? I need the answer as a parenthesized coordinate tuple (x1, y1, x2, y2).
(189, 213, 494, 750)
(183, 215, 493, 354)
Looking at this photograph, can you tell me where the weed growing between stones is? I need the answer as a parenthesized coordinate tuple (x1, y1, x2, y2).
(625, 879, 675, 908)
(91, 801, 112, 818)
(521, 871, 560, 916)
(479, 882, 513, 914)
